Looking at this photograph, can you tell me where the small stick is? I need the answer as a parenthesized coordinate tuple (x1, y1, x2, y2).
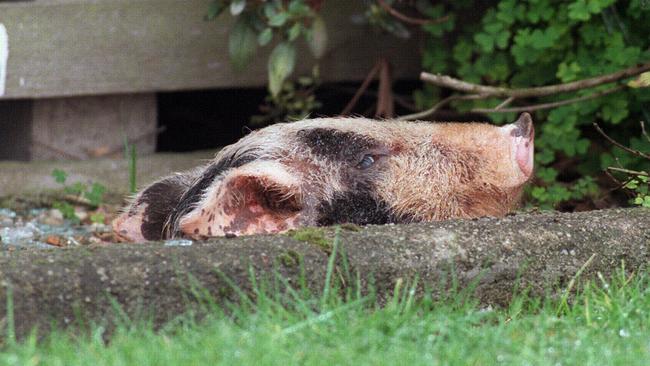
(341, 62, 381, 115)
(397, 94, 485, 121)
(593, 123, 650, 160)
(376, 0, 450, 26)
(494, 96, 515, 110)
(606, 166, 649, 176)
(472, 85, 625, 114)
(641, 121, 650, 143)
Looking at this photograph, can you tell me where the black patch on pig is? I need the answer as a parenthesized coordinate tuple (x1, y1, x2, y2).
(165, 149, 259, 237)
(138, 177, 191, 240)
(317, 190, 394, 226)
(298, 128, 381, 163)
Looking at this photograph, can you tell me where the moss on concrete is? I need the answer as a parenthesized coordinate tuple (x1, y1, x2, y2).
(277, 250, 302, 268)
(287, 227, 332, 253)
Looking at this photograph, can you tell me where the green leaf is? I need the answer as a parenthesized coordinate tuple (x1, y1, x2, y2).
(268, 12, 289, 27)
(206, 1, 227, 20)
(568, 1, 591, 21)
(229, 17, 258, 71)
(643, 196, 650, 208)
(625, 179, 639, 189)
(557, 61, 582, 82)
(495, 30, 511, 49)
(84, 183, 106, 208)
(268, 42, 296, 97)
(52, 201, 79, 223)
(52, 169, 68, 184)
(627, 72, 650, 88)
(537, 167, 559, 183)
(90, 212, 105, 225)
(474, 33, 494, 53)
(288, 0, 311, 15)
(258, 28, 273, 46)
(288, 22, 301, 42)
(64, 182, 85, 196)
(307, 16, 328, 59)
(601, 97, 629, 124)
(230, 0, 246, 16)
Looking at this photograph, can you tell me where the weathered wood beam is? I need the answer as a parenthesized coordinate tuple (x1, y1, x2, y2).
(0, 0, 420, 99)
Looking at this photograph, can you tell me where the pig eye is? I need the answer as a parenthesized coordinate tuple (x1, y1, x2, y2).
(356, 154, 376, 170)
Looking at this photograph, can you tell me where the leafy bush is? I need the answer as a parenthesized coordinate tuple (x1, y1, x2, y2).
(209, 0, 650, 209)
(414, 0, 650, 208)
(207, 0, 326, 97)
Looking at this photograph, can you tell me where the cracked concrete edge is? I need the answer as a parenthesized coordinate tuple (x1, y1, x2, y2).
(0, 207, 649, 338)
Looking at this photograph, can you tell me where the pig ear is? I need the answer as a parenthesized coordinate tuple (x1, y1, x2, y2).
(178, 162, 303, 238)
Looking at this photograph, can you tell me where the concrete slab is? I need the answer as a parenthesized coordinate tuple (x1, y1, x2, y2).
(0, 207, 648, 338)
(0, 150, 217, 198)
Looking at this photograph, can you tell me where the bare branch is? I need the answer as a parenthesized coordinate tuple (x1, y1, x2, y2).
(471, 85, 625, 114)
(341, 62, 381, 115)
(593, 123, 650, 160)
(396, 94, 485, 121)
(376, 0, 450, 26)
(607, 167, 649, 176)
(494, 96, 515, 110)
(420, 61, 650, 98)
(376, 58, 394, 118)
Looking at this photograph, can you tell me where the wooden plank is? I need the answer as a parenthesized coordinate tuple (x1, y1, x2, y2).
(0, 0, 421, 99)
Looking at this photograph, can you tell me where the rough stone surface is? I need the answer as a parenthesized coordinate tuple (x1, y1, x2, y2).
(0, 207, 648, 338)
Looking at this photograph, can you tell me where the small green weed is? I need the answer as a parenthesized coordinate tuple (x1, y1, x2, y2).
(124, 137, 137, 194)
(50, 169, 107, 223)
(625, 174, 650, 207)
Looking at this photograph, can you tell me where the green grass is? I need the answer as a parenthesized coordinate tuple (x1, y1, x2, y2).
(2, 267, 650, 365)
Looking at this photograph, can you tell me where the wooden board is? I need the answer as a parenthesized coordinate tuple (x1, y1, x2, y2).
(0, 0, 421, 99)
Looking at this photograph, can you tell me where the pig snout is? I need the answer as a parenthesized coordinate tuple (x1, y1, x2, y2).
(503, 112, 535, 180)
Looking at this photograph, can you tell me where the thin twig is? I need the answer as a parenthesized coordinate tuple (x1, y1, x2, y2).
(63, 194, 96, 208)
(472, 85, 625, 114)
(341, 62, 381, 115)
(605, 170, 637, 199)
(420, 61, 650, 98)
(494, 96, 515, 110)
(641, 121, 650, 143)
(606, 167, 649, 176)
(604, 169, 623, 187)
(376, 58, 394, 118)
(33, 140, 86, 160)
(376, 0, 450, 26)
(593, 123, 650, 160)
(396, 94, 484, 121)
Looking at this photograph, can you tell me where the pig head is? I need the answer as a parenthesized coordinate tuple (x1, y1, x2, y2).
(113, 113, 534, 242)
